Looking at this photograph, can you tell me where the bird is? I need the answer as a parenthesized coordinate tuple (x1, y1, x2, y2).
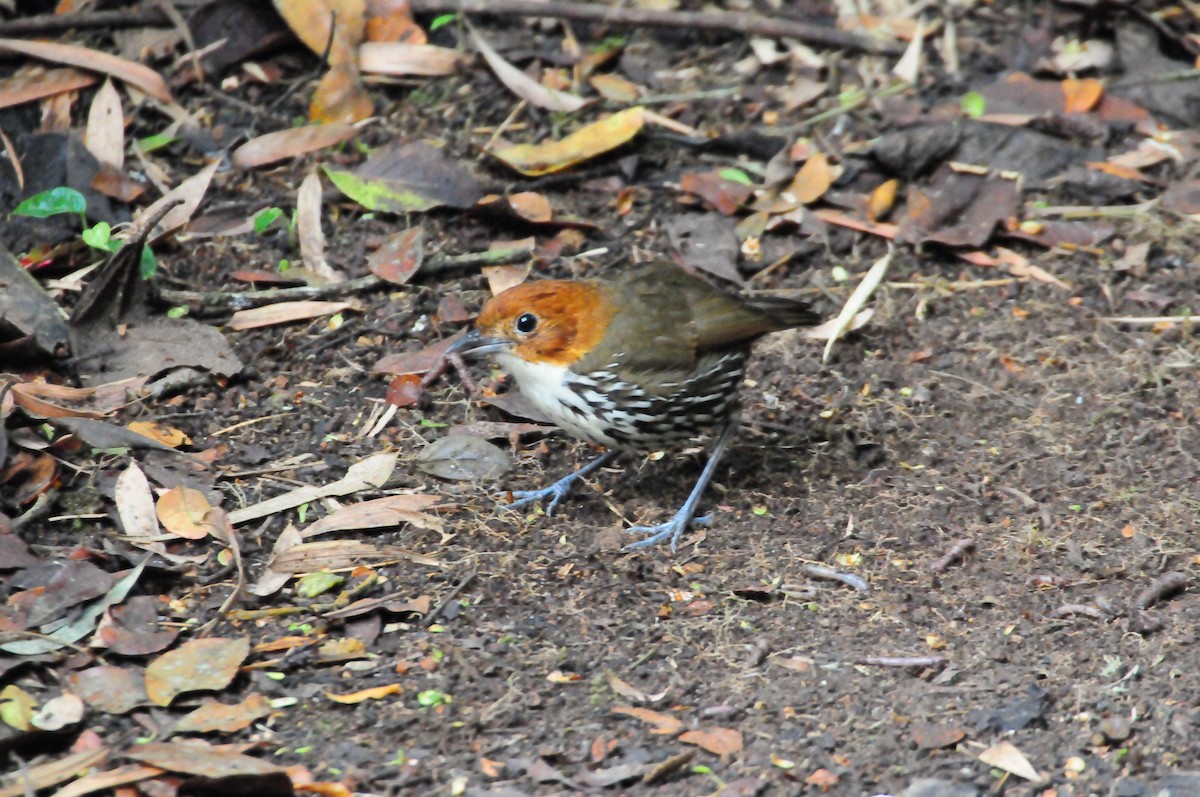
(446, 260, 820, 550)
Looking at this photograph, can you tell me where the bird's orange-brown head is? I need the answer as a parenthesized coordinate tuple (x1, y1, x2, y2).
(451, 279, 618, 368)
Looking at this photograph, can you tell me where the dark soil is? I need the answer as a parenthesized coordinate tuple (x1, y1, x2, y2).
(3, 3, 1199, 797)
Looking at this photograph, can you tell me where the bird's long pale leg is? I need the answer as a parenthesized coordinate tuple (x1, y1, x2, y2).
(506, 449, 621, 516)
(624, 415, 738, 552)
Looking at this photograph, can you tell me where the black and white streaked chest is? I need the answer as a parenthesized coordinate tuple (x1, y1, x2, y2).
(558, 350, 749, 449)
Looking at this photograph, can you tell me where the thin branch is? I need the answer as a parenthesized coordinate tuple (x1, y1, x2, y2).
(1, 3, 902, 55)
(410, 0, 904, 56)
(1102, 315, 1200, 325)
(156, 245, 534, 313)
(0, 8, 164, 36)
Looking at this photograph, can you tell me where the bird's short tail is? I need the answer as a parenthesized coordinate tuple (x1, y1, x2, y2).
(746, 295, 821, 330)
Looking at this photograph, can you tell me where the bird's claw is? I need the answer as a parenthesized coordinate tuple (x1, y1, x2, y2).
(623, 515, 693, 552)
(505, 483, 571, 515)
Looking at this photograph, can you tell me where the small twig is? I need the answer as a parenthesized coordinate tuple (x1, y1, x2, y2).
(0, 8, 164, 36)
(411, 0, 902, 55)
(156, 245, 534, 314)
(886, 278, 1017, 291)
(929, 538, 976, 573)
(855, 656, 948, 669)
(425, 569, 477, 627)
(1102, 315, 1200, 326)
(801, 563, 869, 592)
(1129, 571, 1188, 635)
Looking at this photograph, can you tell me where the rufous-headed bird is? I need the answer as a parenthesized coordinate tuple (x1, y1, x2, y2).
(447, 260, 819, 550)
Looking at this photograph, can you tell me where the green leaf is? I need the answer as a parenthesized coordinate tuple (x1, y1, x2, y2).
(166, 306, 189, 319)
(137, 134, 178, 153)
(718, 167, 753, 186)
(140, 245, 157, 278)
(81, 222, 115, 251)
(11, 187, 87, 219)
(296, 571, 344, 598)
(429, 12, 457, 30)
(417, 689, 449, 707)
(254, 207, 284, 233)
(961, 91, 986, 118)
(323, 165, 442, 213)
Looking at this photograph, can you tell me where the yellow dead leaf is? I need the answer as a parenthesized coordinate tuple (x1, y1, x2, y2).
(326, 683, 402, 703)
(491, 107, 645, 177)
(127, 421, 190, 448)
(867, 179, 899, 221)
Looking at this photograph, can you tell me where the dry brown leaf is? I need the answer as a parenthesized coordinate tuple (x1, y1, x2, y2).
(145, 637, 251, 707)
(227, 451, 397, 525)
(678, 727, 743, 758)
(359, 42, 462, 76)
(115, 461, 159, 538)
(156, 486, 216, 540)
(51, 764, 165, 797)
(1062, 77, 1103, 114)
(0, 67, 96, 110)
(790, 151, 834, 204)
(297, 170, 337, 280)
(978, 740, 1042, 782)
(491, 107, 644, 176)
(126, 421, 190, 447)
(0, 37, 172, 102)
(311, 62, 375, 123)
(85, 78, 124, 169)
(589, 73, 642, 103)
(0, 747, 109, 797)
(174, 694, 275, 733)
(365, 0, 425, 43)
(300, 494, 443, 538)
(367, 226, 424, 285)
(250, 523, 303, 597)
(610, 706, 682, 735)
(141, 159, 220, 242)
(10, 383, 110, 419)
(227, 300, 360, 331)
(122, 741, 282, 777)
(272, 0, 372, 122)
(805, 768, 840, 789)
(470, 25, 586, 112)
(483, 264, 531, 296)
(269, 540, 440, 572)
(994, 247, 1069, 289)
(232, 123, 360, 169)
(603, 670, 666, 703)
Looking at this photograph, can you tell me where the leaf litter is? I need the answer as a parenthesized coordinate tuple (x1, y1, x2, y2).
(2, 2, 1200, 796)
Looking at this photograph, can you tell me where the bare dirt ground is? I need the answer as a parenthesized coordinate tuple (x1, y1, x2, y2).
(2, 2, 1200, 797)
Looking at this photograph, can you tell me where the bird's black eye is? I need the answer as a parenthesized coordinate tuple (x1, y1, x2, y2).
(515, 313, 538, 334)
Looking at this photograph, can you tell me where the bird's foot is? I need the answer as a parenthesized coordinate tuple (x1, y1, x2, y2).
(624, 508, 703, 552)
(504, 476, 576, 515)
(502, 450, 620, 516)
